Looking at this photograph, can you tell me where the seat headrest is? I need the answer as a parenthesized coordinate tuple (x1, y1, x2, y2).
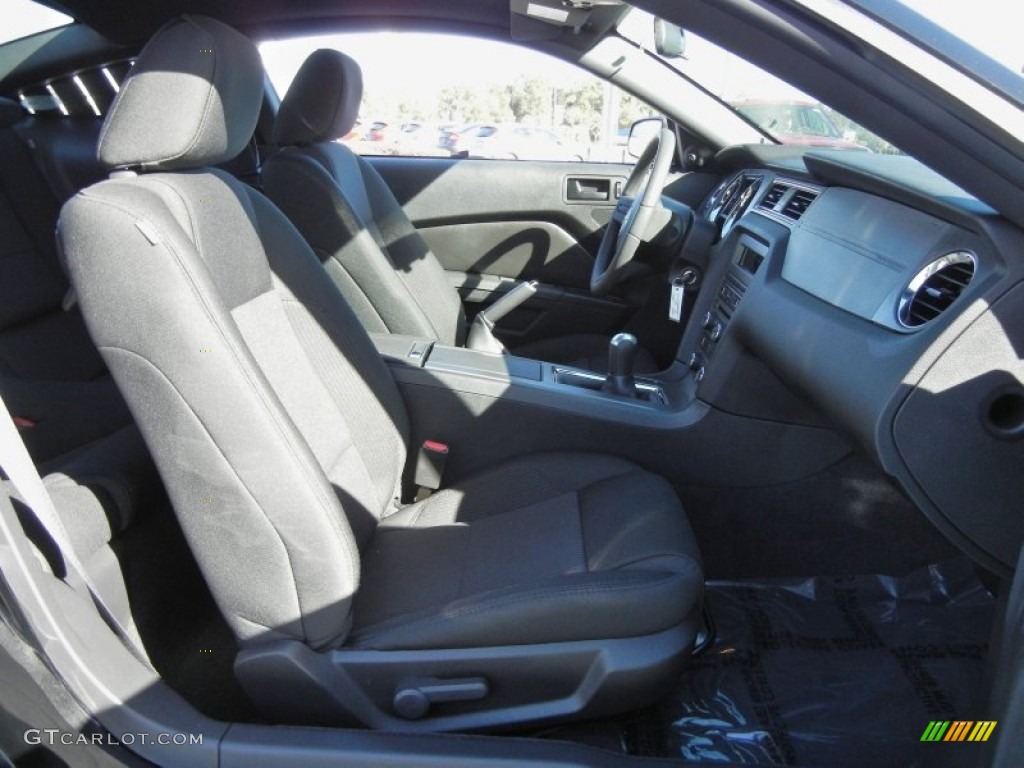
(273, 49, 362, 147)
(0, 97, 25, 128)
(98, 15, 263, 172)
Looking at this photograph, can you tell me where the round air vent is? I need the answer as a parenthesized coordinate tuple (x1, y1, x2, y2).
(897, 251, 976, 328)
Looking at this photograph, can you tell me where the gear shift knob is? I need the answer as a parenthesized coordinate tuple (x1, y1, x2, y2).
(605, 332, 639, 397)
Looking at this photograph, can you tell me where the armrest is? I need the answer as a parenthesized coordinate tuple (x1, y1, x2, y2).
(425, 345, 542, 381)
(370, 334, 435, 368)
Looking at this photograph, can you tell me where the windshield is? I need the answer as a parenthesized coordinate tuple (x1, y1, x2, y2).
(619, 1, 1023, 153)
(618, 9, 897, 153)
(733, 103, 841, 140)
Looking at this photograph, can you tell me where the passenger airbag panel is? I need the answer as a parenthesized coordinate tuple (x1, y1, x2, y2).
(782, 188, 956, 328)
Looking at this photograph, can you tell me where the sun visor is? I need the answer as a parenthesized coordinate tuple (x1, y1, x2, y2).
(510, 0, 621, 41)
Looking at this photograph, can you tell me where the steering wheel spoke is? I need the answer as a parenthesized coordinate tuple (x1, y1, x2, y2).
(612, 196, 633, 224)
(590, 123, 679, 296)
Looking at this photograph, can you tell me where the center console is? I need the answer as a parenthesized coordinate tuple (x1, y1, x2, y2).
(366, 197, 850, 488)
(685, 233, 768, 383)
(371, 333, 700, 430)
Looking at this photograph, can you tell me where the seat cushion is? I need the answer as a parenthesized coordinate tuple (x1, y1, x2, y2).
(510, 333, 660, 374)
(350, 452, 702, 650)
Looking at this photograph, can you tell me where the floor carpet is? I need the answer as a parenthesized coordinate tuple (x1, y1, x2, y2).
(543, 559, 995, 766)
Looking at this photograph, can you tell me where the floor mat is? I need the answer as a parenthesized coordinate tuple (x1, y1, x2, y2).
(542, 559, 995, 766)
(662, 559, 994, 766)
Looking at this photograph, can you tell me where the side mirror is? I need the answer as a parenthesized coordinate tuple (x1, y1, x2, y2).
(654, 19, 686, 58)
(627, 117, 663, 159)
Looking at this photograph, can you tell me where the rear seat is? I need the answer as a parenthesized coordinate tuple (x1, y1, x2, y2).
(0, 96, 136, 462)
(4, 424, 157, 635)
(0, 88, 268, 566)
(0, 95, 159, 558)
(0, 80, 267, 659)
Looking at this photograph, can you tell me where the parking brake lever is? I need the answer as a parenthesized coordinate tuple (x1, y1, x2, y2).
(466, 280, 538, 354)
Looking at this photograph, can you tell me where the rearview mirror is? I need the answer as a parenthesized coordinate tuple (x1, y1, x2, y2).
(654, 19, 686, 58)
(627, 117, 662, 159)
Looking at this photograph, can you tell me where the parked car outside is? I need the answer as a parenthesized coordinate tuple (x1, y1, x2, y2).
(438, 122, 475, 152)
(730, 98, 869, 150)
(452, 123, 584, 161)
(364, 119, 396, 143)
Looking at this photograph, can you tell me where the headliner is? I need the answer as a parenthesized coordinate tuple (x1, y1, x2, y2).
(1, 0, 627, 99)
(39, 0, 600, 46)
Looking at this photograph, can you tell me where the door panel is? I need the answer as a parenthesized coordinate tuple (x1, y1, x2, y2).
(367, 156, 632, 342)
(444, 273, 630, 347)
(368, 157, 628, 242)
(419, 220, 594, 290)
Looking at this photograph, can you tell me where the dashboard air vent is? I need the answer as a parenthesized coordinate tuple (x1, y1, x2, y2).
(759, 183, 787, 211)
(898, 252, 976, 328)
(780, 188, 818, 220)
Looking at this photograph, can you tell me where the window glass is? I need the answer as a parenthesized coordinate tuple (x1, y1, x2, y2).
(260, 33, 654, 162)
(1, 0, 72, 45)
(897, 0, 1020, 74)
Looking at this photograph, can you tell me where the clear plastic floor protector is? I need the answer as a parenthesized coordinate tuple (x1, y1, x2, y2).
(663, 559, 995, 766)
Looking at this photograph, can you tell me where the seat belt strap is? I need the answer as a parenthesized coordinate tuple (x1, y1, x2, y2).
(0, 394, 151, 668)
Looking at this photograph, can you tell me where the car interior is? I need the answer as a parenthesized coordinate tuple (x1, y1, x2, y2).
(0, 1, 1021, 767)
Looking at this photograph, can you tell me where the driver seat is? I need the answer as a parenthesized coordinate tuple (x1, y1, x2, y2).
(263, 50, 658, 374)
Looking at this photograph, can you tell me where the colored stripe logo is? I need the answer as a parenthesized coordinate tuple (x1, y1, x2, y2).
(920, 721, 997, 742)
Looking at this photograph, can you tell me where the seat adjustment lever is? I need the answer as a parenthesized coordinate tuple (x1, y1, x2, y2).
(393, 676, 489, 720)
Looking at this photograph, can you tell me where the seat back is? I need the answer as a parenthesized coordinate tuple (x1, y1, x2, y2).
(264, 50, 466, 346)
(59, 16, 410, 651)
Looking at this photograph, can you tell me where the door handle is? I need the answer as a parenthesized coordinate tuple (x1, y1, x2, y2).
(566, 177, 610, 202)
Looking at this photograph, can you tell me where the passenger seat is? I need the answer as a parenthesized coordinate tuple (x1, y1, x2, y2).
(60, 15, 704, 731)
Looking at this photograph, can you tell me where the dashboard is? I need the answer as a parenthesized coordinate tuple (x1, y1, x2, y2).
(683, 147, 1024, 575)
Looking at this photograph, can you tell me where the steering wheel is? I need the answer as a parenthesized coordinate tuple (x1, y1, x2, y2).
(590, 124, 677, 295)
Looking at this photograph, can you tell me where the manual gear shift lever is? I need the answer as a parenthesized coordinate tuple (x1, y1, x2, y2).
(604, 332, 639, 397)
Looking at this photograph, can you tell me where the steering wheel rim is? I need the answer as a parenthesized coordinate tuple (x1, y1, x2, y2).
(590, 124, 677, 296)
